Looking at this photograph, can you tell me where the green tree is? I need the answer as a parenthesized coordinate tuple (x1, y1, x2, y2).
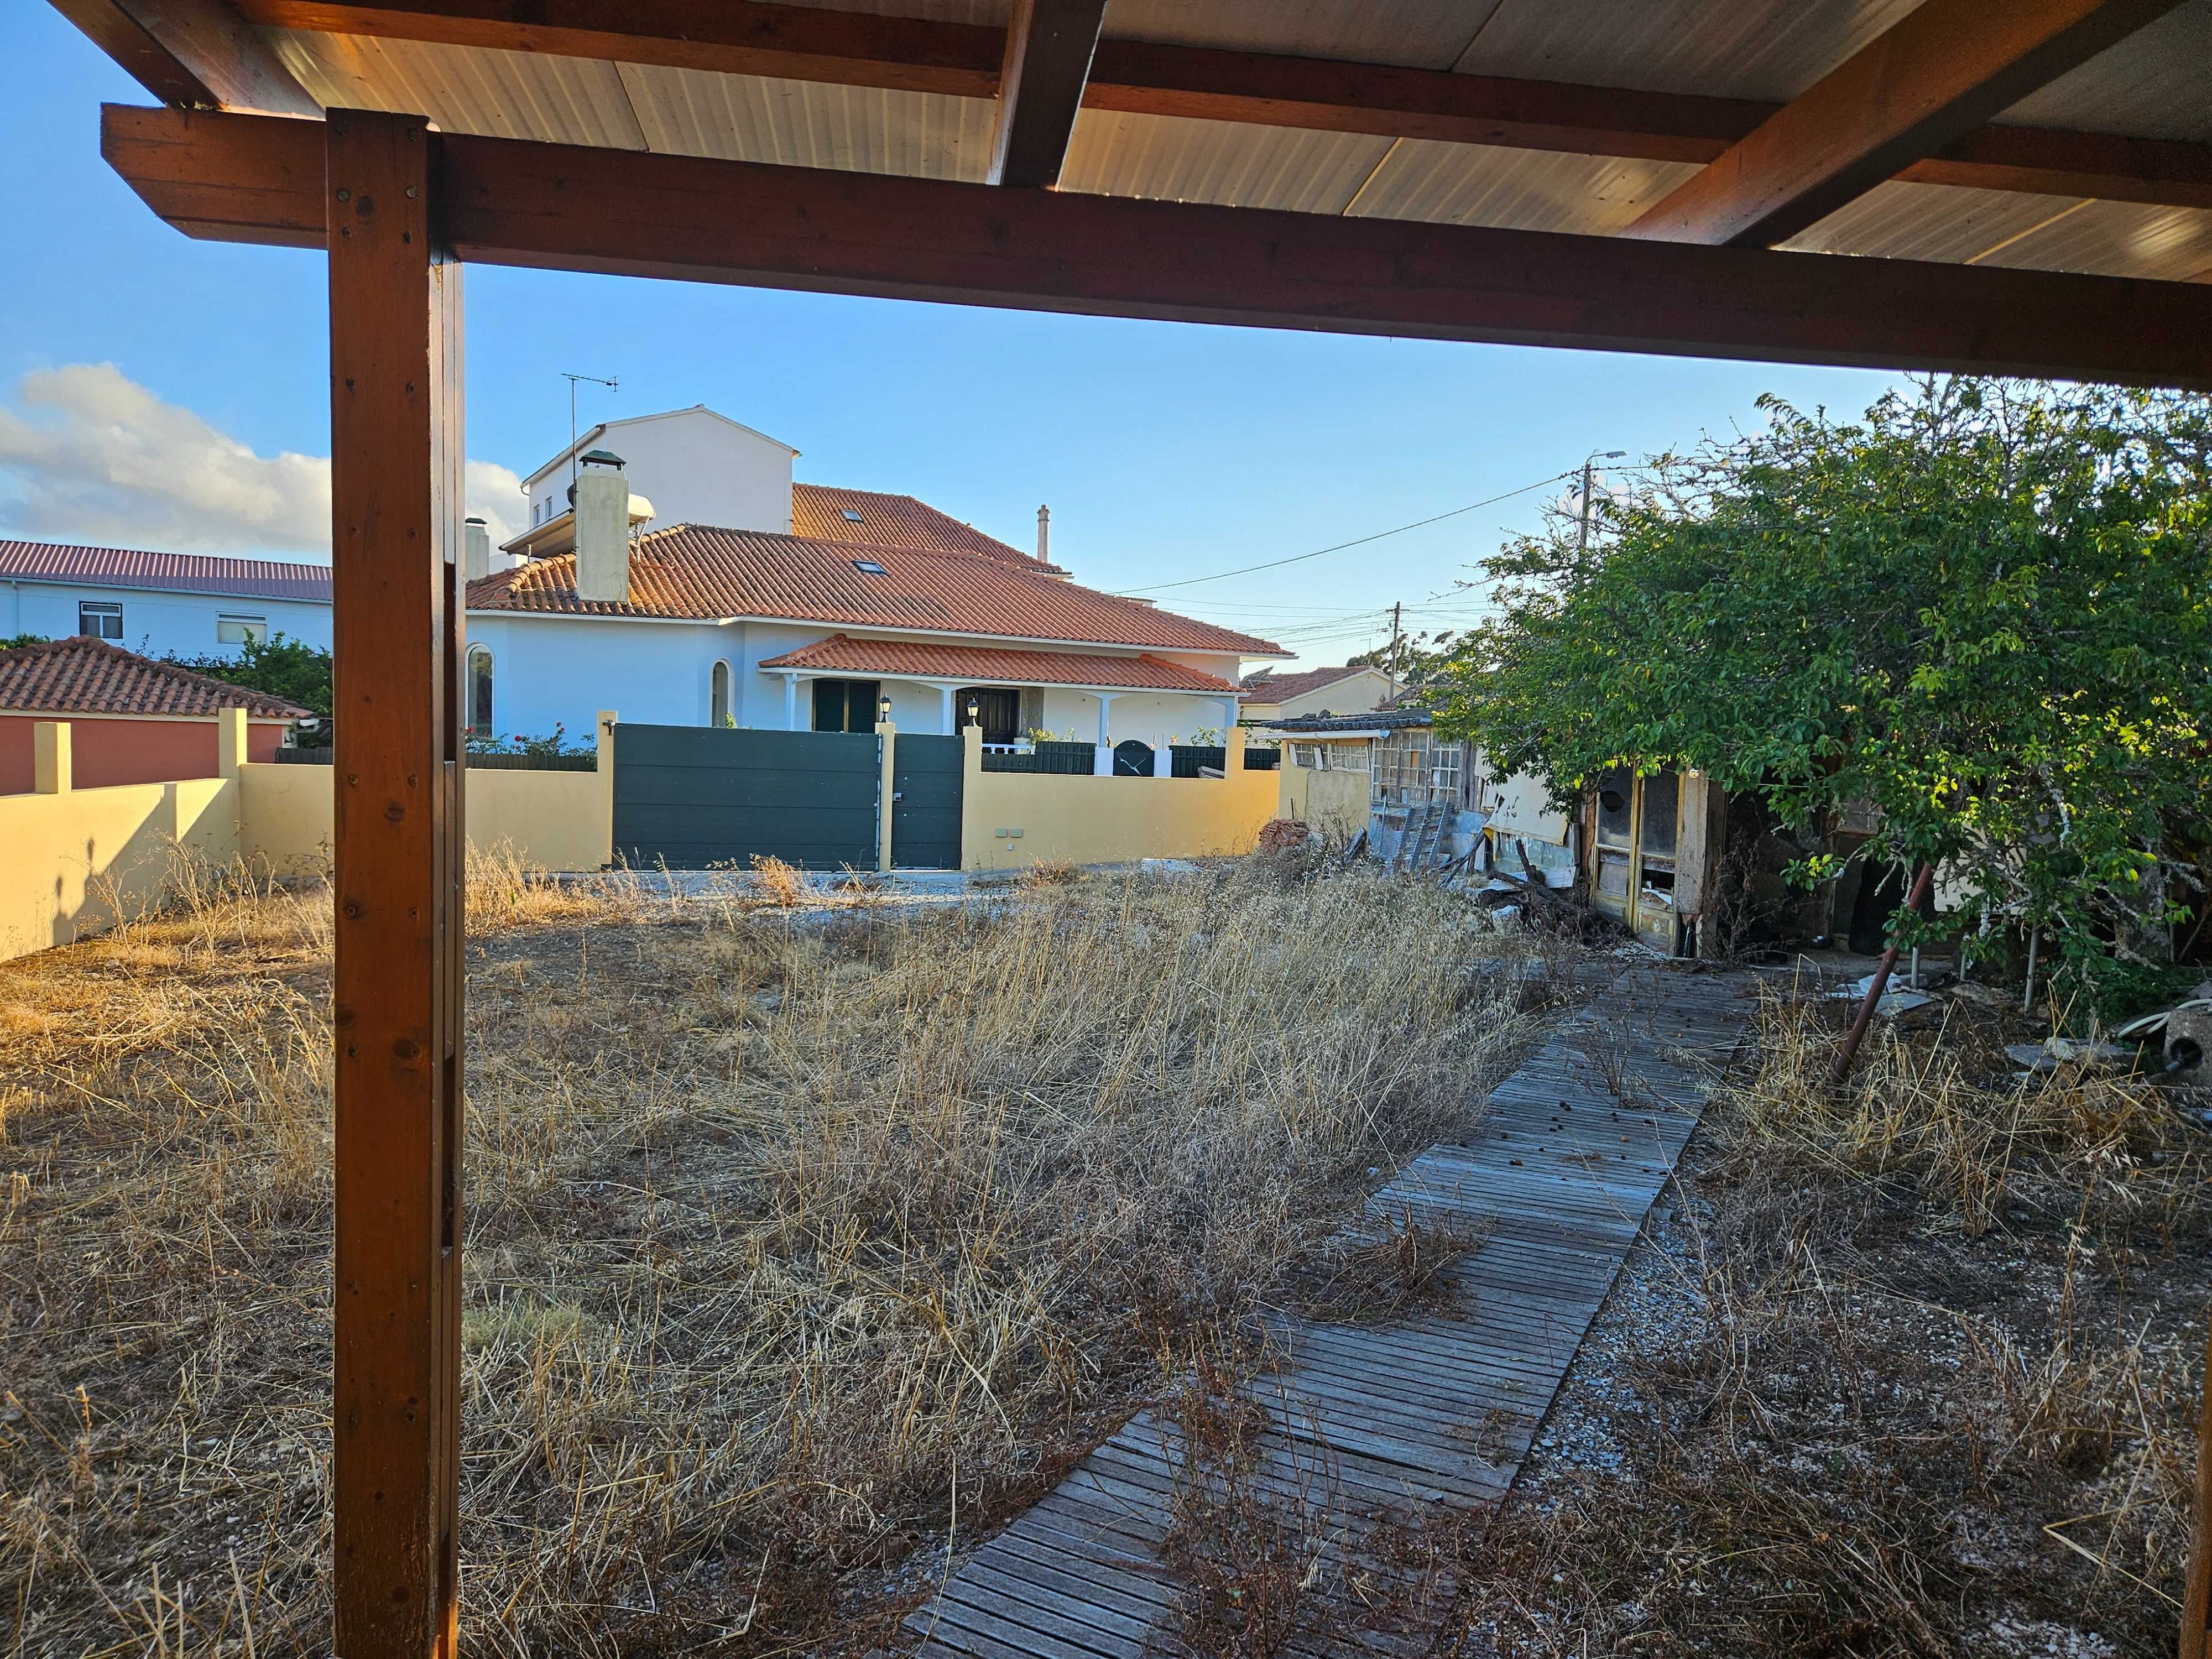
(165, 632, 333, 718)
(1432, 378, 2212, 995)
(1, 633, 51, 650)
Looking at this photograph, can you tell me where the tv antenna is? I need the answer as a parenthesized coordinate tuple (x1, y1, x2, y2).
(562, 372, 619, 487)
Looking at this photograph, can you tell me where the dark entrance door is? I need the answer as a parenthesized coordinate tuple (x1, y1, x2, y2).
(957, 686, 1020, 744)
(612, 723, 880, 870)
(890, 733, 964, 869)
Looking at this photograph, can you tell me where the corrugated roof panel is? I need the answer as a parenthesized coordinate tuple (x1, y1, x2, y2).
(1452, 0, 1921, 102)
(1061, 109, 1392, 214)
(1781, 182, 2212, 282)
(767, 0, 1009, 23)
(1348, 142, 1702, 233)
(1997, 0, 2212, 142)
(1976, 200, 2212, 282)
(265, 30, 647, 148)
(1098, 0, 1502, 70)
(619, 65, 993, 179)
(1780, 181, 2090, 265)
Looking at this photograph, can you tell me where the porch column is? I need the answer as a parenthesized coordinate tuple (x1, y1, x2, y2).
(939, 682, 956, 734)
(784, 672, 799, 730)
(327, 108, 465, 1659)
(1093, 691, 1118, 775)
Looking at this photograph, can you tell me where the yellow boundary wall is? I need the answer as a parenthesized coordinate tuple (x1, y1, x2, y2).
(1276, 761, 1370, 841)
(0, 717, 241, 963)
(956, 726, 1280, 871)
(3, 712, 619, 964)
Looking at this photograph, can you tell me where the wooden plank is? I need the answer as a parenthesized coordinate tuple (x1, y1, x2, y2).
(238, 0, 1004, 96)
(912, 973, 1754, 1654)
(215, 0, 2212, 209)
(1627, 0, 2190, 247)
(117, 0, 323, 113)
(326, 106, 465, 1659)
(99, 106, 2212, 390)
(49, 0, 220, 105)
(987, 0, 1105, 190)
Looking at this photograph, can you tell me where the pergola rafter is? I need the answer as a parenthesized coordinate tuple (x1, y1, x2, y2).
(100, 105, 2212, 387)
(1625, 0, 2194, 246)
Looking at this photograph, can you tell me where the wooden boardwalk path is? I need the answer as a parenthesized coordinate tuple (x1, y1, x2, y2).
(906, 968, 1750, 1658)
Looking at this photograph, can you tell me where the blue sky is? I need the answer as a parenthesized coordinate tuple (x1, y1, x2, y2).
(0, 6, 1910, 665)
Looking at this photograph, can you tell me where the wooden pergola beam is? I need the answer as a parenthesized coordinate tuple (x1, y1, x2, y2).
(324, 105, 466, 1656)
(223, 0, 2212, 210)
(52, 0, 319, 113)
(1626, 0, 2192, 247)
(987, 0, 1106, 189)
(102, 105, 2212, 388)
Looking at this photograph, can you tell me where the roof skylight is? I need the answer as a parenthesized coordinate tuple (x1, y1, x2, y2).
(842, 508, 865, 522)
(852, 559, 886, 575)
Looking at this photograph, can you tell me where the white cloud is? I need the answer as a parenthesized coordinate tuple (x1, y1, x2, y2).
(0, 363, 523, 561)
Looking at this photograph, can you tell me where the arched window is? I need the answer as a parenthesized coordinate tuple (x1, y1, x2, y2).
(466, 646, 493, 735)
(710, 660, 732, 727)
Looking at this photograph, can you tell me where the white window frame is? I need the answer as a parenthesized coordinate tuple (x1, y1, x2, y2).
(217, 613, 269, 645)
(709, 659, 733, 727)
(79, 601, 123, 640)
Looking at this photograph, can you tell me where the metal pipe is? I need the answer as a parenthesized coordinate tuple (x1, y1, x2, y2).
(2023, 925, 2041, 1015)
(1828, 862, 1934, 1087)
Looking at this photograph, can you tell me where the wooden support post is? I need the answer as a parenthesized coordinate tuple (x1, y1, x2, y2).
(326, 106, 466, 1659)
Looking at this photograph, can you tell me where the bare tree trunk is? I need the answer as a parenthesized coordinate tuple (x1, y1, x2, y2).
(1828, 862, 1934, 1087)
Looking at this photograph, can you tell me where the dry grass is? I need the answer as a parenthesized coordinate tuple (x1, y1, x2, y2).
(1452, 990, 2209, 1657)
(1, 848, 1562, 1655)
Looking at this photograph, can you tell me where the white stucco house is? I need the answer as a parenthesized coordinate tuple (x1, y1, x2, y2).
(1, 405, 1286, 747)
(1, 541, 335, 658)
(465, 406, 1284, 749)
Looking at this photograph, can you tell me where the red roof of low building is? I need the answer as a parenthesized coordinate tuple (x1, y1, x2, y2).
(790, 484, 1057, 570)
(467, 524, 1284, 655)
(0, 635, 313, 718)
(757, 635, 1241, 692)
(0, 539, 333, 602)
(1239, 664, 1380, 703)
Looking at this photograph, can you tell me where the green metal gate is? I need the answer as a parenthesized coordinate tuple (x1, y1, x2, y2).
(890, 733, 964, 869)
(612, 724, 880, 870)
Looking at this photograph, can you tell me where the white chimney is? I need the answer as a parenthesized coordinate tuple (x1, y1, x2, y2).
(572, 450, 631, 604)
(463, 517, 491, 584)
(1037, 503, 1051, 564)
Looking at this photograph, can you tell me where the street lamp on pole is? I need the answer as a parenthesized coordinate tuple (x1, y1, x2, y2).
(1577, 450, 1627, 566)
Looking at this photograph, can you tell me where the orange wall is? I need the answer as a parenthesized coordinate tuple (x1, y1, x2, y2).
(0, 715, 286, 794)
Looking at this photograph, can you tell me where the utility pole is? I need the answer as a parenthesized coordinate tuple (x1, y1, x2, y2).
(1577, 448, 1627, 567)
(563, 371, 619, 489)
(1387, 601, 1403, 693)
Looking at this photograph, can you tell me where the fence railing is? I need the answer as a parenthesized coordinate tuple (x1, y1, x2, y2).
(272, 748, 596, 772)
(981, 740, 1095, 774)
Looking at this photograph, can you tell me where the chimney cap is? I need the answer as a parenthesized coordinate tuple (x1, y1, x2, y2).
(464, 515, 487, 526)
(580, 448, 625, 468)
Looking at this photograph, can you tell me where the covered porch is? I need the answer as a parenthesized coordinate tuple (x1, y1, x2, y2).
(53, 0, 2212, 1648)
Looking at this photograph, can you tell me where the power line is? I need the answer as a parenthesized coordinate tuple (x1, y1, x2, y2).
(1112, 469, 1578, 596)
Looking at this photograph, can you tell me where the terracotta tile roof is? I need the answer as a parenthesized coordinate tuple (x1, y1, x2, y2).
(467, 524, 1284, 655)
(0, 636, 313, 718)
(791, 484, 1056, 570)
(757, 635, 1242, 692)
(0, 539, 333, 602)
(1239, 664, 1379, 703)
